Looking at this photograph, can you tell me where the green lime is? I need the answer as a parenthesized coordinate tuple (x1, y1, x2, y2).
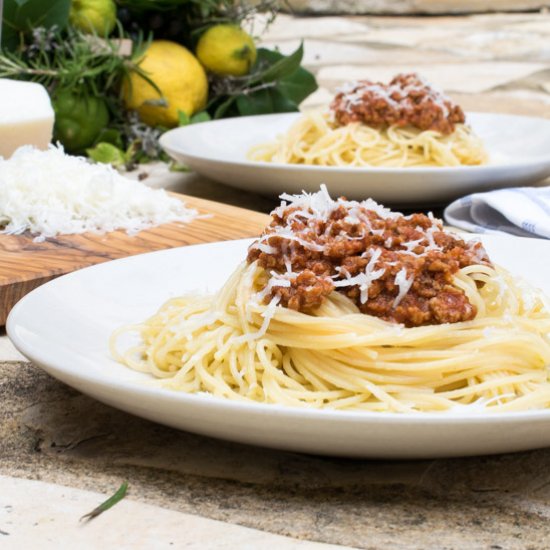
(69, 0, 117, 35)
(53, 91, 110, 153)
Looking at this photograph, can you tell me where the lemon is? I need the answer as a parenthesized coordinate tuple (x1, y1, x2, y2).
(122, 40, 208, 128)
(196, 25, 257, 77)
(69, 0, 117, 35)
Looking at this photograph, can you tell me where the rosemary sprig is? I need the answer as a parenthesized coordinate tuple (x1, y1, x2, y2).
(0, 24, 151, 98)
(80, 481, 129, 522)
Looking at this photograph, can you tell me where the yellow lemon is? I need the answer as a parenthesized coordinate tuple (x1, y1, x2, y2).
(196, 25, 257, 77)
(69, 0, 117, 35)
(123, 40, 208, 128)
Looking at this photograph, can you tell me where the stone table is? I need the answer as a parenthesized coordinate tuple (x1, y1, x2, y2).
(282, 0, 550, 15)
(3, 11, 550, 549)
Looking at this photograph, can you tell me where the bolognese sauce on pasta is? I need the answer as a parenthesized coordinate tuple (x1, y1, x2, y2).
(248, 193, 488, 326)
(112, 187, 550, 412)
(248, 73, 488, 168)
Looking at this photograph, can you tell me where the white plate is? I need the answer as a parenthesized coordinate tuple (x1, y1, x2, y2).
(7, 236, 550, 459)
(160, 112, 550, 205)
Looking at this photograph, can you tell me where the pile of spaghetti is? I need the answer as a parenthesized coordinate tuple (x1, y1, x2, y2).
(112, 187, 550, 412)
(248, 73, 488, 168)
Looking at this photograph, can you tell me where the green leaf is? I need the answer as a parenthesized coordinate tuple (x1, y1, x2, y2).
(190, 111, 211, 124)
(213, 95, 238, 119)
(86, 143, 126, 167)
(80, 481, 128, 522)
(169, 161, 190, 172)
(244, 44, 317, 111)
(179, 110, 210, 126)
(2, 0, 71, 50)
(236, 89, 274, 116)
(269, 88, 299, 112)
(93, 128, 124, 149)
(250, 44, 304, 85)
(277, 66, 318, 105)
(178, 110, 191, 126)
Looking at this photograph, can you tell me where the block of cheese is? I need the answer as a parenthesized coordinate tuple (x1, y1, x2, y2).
(0, 79, 55, 159)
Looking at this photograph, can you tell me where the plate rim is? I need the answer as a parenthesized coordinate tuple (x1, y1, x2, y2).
(160, 111, 550, 173)
(7, 234, 550, 426)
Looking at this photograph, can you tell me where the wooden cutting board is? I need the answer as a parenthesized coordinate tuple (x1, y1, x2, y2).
(0, 193, 270, 325)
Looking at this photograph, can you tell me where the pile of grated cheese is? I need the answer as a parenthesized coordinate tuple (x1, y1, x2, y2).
(0, 145, 198, 241)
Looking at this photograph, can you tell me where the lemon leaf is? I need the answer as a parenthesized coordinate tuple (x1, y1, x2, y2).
(177, 110, 191, 126)
(250, 43, 304, 84)
(190, 111, 211, 124)
(247, 45, 317, 105)
(2, 0, 70, 49)
(236, 88, 273, 116)
(213, 95, 238, 119)
(236, 87, 298, 116)
(277, 66, 318, 105)
(178, 110, 210, 125)
(269, 89, 298, 112)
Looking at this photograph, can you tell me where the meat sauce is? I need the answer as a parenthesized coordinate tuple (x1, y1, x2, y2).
(330, 73, 465, 135)
(247, 189, 490, 327)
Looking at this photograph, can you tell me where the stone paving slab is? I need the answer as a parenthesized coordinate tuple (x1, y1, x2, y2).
(0, 476, 349, 550)
(282, 0, 550, 15)
(314, 62, 549, 93)
(0, 334, 25, 361)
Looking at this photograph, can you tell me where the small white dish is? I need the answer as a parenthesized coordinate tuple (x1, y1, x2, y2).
(7, 235, 550, 458)
(160, 112, 550, 205)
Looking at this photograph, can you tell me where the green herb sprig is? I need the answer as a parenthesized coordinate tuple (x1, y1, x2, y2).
(0, 24, 150, 98)
(80, 481, 129, 522)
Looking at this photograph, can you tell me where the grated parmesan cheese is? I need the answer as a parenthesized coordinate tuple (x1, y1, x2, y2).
(393, 267, 414, 308)
(334, 248, 385, 304)
(256, 270, 294, 301)
(257, 225, 325, 253)
(0, 145, 198, 241)
(334, 74, 451, 120)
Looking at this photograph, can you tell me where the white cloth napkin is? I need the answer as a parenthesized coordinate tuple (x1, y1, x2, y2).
(444, 187, 550, 239)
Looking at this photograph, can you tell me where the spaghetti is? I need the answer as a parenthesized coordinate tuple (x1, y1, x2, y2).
(248, 73, 488, 168)
(112, 188, 550, 413)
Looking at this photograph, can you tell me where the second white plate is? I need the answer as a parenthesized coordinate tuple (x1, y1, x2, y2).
(161, 112, 550, 205)
(7, 235, 550, 459)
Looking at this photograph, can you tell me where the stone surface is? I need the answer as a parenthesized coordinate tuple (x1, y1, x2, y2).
(2, 362, 550, 549)
(314, 62, 549, 93)
(282, 0, 550, 15)
(0, 476, 346, 549)
(0, 332, 25, 362)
